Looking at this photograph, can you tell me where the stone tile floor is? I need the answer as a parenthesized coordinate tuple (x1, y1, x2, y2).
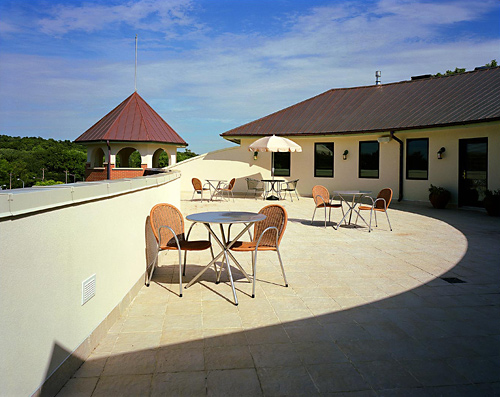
(58, 192, 500, 396)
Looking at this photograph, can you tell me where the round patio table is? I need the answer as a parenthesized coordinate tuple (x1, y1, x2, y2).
(261, 179, 284, 200)
(333, 190, 372, 229)
(185, 211, 266, 305)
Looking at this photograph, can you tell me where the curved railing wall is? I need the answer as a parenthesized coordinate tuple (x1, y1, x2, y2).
(0, 171, 181, 396)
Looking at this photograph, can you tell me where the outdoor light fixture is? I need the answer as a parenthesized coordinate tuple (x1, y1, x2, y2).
(253, 152, 258, 160)
(437, 147, 446, 159)
(343, 150, 349, 160)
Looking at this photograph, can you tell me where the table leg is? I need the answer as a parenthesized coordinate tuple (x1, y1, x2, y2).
(184, 222, 253, 305)
(335, 194, 353, 230)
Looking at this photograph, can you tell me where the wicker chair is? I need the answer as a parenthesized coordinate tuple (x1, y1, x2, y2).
(356, 188, 393, 232)
(230, 204, 288, 298)
(245, 177, 265, 199)
(149, 203, 213, 296)
(191, 178, 210, 202)
(280, 179, 299, 201)
(311, 185, 344, 228)
(214, 178, 236, 202)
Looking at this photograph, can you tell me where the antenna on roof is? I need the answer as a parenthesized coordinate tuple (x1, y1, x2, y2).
(134, 34, 138, 92)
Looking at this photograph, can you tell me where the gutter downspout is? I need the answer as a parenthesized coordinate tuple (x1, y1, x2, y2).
(106, 140, 111, 180)
(390, 131, 403, 202)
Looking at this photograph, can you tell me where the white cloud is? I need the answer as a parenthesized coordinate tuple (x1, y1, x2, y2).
(38, 0, 200, 36)
(1, 0, 499, 152)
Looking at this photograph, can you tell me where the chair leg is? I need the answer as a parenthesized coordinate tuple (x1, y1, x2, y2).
(183, 251, 188, 276)
(276, 248, 288, 287)
(368, 209, 373, 233)
(295, 190, 299, 201)
(146, 250, 158, 286)
(385, 210, 392, 231)
(311, 207, 317, 224)
(178, 248, 183, 297)
(252, 250, 257, 298)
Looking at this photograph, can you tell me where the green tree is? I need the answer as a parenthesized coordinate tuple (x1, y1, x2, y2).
(0, 134, 87, 188)
(177, 149, 198, 163)
(434, 60, 498, 77)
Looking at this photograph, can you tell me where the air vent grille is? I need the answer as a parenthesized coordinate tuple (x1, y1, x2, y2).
(82, 274, 96, 305)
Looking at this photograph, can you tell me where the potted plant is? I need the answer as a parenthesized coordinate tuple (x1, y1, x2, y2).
(483, 189, 500, 216)
(429, 184, 451, 209)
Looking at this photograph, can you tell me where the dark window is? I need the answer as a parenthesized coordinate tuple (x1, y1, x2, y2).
(273, 152, 290, 177)
(359, 141, 379, 178)
(314, 143, 334, 177)
(406, 138, 428, 180)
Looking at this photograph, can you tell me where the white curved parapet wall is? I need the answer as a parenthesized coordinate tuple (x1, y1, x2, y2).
(0, 171, 180, 396)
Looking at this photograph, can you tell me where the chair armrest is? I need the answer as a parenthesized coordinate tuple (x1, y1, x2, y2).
(158, 225, 182, 250)
(186, 221, 212, 243)
(373, 197, 387, 209)
(255, 226, 279, 250)
(361, 195, 376, 206)
(315, 194, 327, 206)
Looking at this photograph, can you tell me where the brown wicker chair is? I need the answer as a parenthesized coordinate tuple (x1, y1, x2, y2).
(355, 188, 393, 232)
(149, 203, 213, 296)
(311, 185, 344, 228)
(191, 178, 210, 202)
(230, 204, 288, 298)
(214, 178, 236, 202)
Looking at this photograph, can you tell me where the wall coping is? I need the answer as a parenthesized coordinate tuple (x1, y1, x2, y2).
(0, 170, 181, 219)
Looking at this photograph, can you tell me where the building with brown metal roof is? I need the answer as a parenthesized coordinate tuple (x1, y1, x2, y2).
(76, 92, 187, 181)
(173, 67, 500, 206)
(221, 67, 500, 140)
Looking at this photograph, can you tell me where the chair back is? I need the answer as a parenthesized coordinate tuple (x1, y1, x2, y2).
(246, 178, 261, 190)
(376, 188, 393, 210)
(192, 178, 203, 191)
(312, 185, 329, 206)
(150, 203, 185, 246)
(253, 205, 288, 247)
(288, 179, 299, 189)
(227, 178, 236, 190)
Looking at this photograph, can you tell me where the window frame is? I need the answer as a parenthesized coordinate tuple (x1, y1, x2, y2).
(406, 138, 429, 180)
(314, 142, 334, 178)
(358, 141, 380, 179)
(272, 152, 291, 177)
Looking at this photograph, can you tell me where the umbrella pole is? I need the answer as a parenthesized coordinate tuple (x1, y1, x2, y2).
(267, 151, 279, 200)
(272, 152, 274, 180)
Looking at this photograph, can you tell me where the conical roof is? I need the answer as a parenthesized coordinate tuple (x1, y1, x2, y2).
(75, 92, 187, 145)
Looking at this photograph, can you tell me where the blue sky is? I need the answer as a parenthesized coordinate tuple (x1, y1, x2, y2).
(0, 0, 499, 154)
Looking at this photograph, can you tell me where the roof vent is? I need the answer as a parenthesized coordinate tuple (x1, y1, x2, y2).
(375, 70, 381, 85)
(411, 74, 432, 81)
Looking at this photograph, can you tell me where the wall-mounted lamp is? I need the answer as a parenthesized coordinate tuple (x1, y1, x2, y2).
(253, 151, 258, 160)
(437, 147, 446, 159)
(343, 150, 349, 160)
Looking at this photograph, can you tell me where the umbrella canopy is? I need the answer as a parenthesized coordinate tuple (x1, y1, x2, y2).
(248, 135, 302, 153)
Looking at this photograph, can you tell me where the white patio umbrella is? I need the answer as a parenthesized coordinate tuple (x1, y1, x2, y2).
(248, 135, 302, 199)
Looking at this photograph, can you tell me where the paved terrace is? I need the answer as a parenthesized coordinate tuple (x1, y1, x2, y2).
(57, 192, 500, 396)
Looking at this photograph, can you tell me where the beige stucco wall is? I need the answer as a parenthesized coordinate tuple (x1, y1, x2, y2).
(0, 173, 180, 396)
(399, 122, 500, 202)
(172, 121, 499, 205)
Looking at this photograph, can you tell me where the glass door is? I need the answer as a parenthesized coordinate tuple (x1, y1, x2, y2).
(458, 138, 488, 207)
